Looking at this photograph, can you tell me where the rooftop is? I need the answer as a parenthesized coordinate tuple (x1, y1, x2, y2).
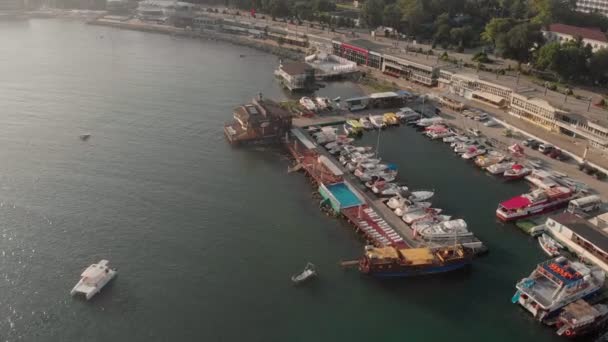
(546, 23, 608, 43)
(280, 62, 312, 76)
(551, 212, 608, 252)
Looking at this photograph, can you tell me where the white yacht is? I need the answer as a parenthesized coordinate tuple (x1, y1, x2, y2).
(412, 219, 472, 240)
(70, 260, 117, 300)
(409, 190, 434, 202)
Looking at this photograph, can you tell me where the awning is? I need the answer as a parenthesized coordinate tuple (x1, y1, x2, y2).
(472, 91, 505, 104)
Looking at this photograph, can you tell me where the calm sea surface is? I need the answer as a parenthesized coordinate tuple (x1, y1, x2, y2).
(0, 19, 559, 341)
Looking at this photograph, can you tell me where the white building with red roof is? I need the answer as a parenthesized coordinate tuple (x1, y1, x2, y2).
(543, 23, 608, 51)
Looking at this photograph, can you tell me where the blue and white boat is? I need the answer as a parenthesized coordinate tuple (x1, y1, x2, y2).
(512, 257, 605, 322)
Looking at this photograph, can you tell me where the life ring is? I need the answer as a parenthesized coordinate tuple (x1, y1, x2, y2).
(564, 329, 573, 337)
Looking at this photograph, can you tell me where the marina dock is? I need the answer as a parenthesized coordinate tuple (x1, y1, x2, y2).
(285, 126, 487, 255)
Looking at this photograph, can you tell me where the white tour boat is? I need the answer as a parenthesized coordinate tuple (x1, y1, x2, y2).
(70, 259, 117, 300)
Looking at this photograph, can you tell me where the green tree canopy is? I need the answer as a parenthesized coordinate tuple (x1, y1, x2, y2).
(361, 0, 384, 28)
(496, 23, 544, 65)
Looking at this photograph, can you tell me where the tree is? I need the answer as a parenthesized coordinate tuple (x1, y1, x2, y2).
(383, 3, 403, 30)
(590, 48, 608, 84)
(495, 23, 543, 65)
(555, 44, 589, 81)
(361, 0, 384, 28)
(450, 25, 474, 48)
(481, 18, 515, 45)
(534, 41, 561, 70)
(399, 0, 428, 36)
(312, 0, 336, 13)
(433, 13, 452, 46)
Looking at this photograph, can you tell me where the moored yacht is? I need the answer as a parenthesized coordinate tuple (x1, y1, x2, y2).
(503, 164, 532, 180)
(512, 257, 604, 321)
(369, 115, 386, 129)
(359, 117, 374, 130)
(412, 219, 473, 240)
(487, 161, 515, 175)
(538, 233, 564, 257)
(299, 97, 317, 111)
(393, 201, 432, 217)
(462, 146, 487, 160)
(496, 186, 577, 221)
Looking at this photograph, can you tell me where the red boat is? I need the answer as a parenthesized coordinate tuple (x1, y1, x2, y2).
(503, 164, 531, 180)
(496, 186, 577, 221)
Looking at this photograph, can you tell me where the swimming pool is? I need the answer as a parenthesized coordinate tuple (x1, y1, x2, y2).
(325, 183, 363, 208)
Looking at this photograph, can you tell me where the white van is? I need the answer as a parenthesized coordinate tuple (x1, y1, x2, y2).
(538, 144, 554, 154)
(568, 195, 603, 215)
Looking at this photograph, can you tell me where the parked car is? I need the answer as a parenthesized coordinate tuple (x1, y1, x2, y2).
(548, 149, 562, 159)
(538, 144, 554, 154)
(522, 138, 536, 146)
(579, 163, 598, 175)
(475, 113, 489, 121)
(555, 152, 570, 161)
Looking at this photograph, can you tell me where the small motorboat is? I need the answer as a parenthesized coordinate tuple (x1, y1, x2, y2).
(299, 97, 317, 112)
(70, 259, 117, 300)
(315, 97, 329, 111)
(487, 161, 515, 175)
(359, 117, 374, 130)
(383, 112, 399, 126)
(538, 234, 564, 257)
(291, 262, 316, 284)
(409, 190, 434, 202)
(394, 201, 432, 217)
(462, 146, 487, 160)
(402, 208, 444, 225)
(503, 164, 532, 180)
(413, 219, 472, 240)
(333, 96, 341, 102)
(373, 182, 409, 197)
(386, 195, 406, 210)
(474, 151, 506, 169)
(369, 115, 386, 129)
(79, 133, 91, 141)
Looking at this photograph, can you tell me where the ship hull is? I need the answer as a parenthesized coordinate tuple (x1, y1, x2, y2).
(362, 260, 471, 278)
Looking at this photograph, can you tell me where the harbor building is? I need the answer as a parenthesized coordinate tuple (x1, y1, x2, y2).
(450, 74, 512, 108)
(331, 40, 382, 69)
(509, 94, 568, 131)
(304, 52, 358, 80)
(438, 92, 466, 112)
(542, 23, 608, 52)
(546, 212, 608, 274)
(224, 94, 292, 146)
(576, 0, 608, 17)
(381, 55, 438, 86)
(509, 94, 608, 151)
(136, 0, 196, 25)
(274, 61, 315, 92)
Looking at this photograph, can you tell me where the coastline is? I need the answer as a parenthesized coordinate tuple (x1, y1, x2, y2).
(88, 18, 306, 61)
